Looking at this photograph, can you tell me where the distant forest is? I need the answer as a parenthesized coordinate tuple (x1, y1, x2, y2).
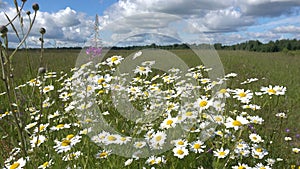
(22, 39, 300, 53)
(111, 39, 300, 52)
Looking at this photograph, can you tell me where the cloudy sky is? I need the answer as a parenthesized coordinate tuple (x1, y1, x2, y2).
(1, 0, 300, 47)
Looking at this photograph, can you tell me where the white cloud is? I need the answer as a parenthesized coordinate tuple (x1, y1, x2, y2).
(273, 25, 300, 34)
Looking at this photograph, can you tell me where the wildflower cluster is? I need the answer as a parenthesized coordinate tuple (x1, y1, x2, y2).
(0, 52, 298, 168)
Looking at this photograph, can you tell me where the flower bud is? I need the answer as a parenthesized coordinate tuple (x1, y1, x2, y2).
(0, 25, 8, 35)
(32, 3, 39, 11)
(38, 67, 46, 74)
(26, 11, 31, 15)
(39, 27, 46, 34)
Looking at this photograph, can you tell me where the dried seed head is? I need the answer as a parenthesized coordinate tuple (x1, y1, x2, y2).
(0, 25, 8, 35)
(26, 11, 31, 15)
(38, 67, 46, 74)
(39, 27, 46, 34)
(32, 3, 39, 11)
(21, 0, 27, 2)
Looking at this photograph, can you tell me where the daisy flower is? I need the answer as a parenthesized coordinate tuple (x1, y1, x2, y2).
(30, 135, 47, 148)
(253, 163, 271, 169)
(134, 141, 147, 149)
(251, 145, 268, 159)
(5, 157, 26, 169)
(28, 78, 42, 87)
(160, 116, 177, 129)
(106, 55, 123, 66)
(213, 147, 230, 159)
(189, 140, 206, 153)
(275, 112, 287, 118)
(232, 89, 253, 103)
(225, 116, 249, 130)
(150, 131, 167, 149)
(232, 163, 251, 169)
(42, 85, 54, 94)
(63, 151, 82, 161)
(134, 66, 152, 76)
(173, 146, 189, 159)
(38, 160, 53, 169)
(50, 123, 71, 131)
(194, 96, 212, 111)
(172, 139, 188, 147)
(96, 150, 111, 159)
(53, 134, 82, 153)
(292, 148, 300, 153)
(249, 133, 264, 143)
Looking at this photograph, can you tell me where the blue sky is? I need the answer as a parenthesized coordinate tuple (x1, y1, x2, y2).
(1, 0, 300, 47)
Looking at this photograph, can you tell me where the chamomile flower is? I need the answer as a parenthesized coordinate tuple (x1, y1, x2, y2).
(249, 133, 264, 143)
(25, 122, 38, 130)
(232, 89, 253, 103)
(106, 55, 123, 66)
(28, 78, 42, 87)
(42, 85, 54, 94)
(134, 141, 147, 149)
(232, 163, 251, 169)
(5, 157, 26, 169)
(194, 96, 212, 111)
(50, 123, 71, 131)
(292, 148, 300, 153)
(251, 145, 268, 159)
(216, 88, 231, 98)
(213, 147, 229, 159)
(53, 134, 82, 153)
(134, 66, 152, 76)
(172, 139, 188, 147)
(38, 160, 53, 169)
(276, 112, 287, 118)
(96, 150, 111, 159)
(150, 131, 167, 149)
(62, 151, 82, 161)
(173, 146, 189, 159)
(160, 116, 177, 129)
(30, 135, 47, 148)
(253, 163, 271, 169)
(34, 123, 49, 133)
(225, 116, 249, 130)
(189, 140, 206, 153)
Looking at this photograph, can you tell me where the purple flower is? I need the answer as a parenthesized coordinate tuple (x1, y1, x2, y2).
(86, 47, 102, 59)
(285, 128, 290, 133)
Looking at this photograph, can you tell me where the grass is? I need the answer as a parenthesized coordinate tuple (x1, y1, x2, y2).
(1, 49, 300, 168)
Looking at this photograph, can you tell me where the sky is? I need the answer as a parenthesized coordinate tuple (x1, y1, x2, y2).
(1, 0, 300, 47)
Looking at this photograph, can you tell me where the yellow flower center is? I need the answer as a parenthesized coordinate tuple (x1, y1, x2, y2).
(56, 124, 64, 128)
(42, 161, 49, 167)
(185, 112, 193, 116)
(99, 152, 108, 158)
(232, 120, 242, 126)
(199, 100, 208, 107)
(177, 149, 184, 155)
(238, 166, 246, 169)
(220, 89, 227, 93)
(239, 92, 246, 97)
(267, 89, 276, 94)
(66, 134, 74, 140)
(155, 136, 162, 141)
(259, 167, 266, 169)
(256, 148, 262, 152)
(111, 56, 118, 62)
(149, 159, 155, 165)
(219, 151, 226, 156)
(166, 119, 173, 125)
(193, 143, 200, 149)
(97, 78, 105, 84)
(107, 135, 117, 141)
(10, 162, 20, 169)
(178, 141, 184, 145)
(61, 140, 71, 146)
(39, 125, 45, 131)
(139, 67, 146, 71)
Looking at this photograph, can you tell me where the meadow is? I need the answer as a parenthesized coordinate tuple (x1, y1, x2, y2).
(0, 48, 299, 168)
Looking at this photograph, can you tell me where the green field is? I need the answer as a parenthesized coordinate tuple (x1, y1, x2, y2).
(1, 49, 300, 168)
